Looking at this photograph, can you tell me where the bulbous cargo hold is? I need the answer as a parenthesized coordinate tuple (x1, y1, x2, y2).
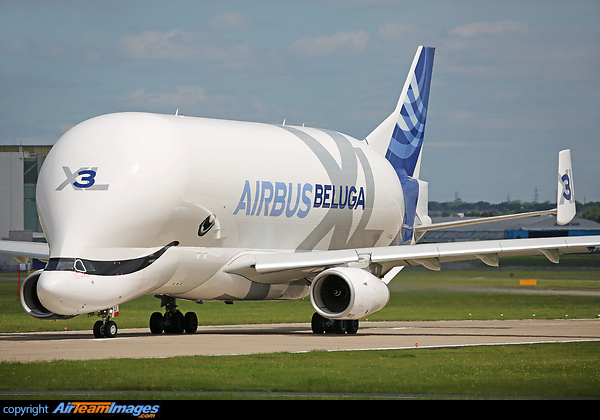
(37, 112, 405, 256)
(24, 109, 406, 336)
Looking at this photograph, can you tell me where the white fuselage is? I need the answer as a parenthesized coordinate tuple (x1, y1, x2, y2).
(35, 112, 405, 315)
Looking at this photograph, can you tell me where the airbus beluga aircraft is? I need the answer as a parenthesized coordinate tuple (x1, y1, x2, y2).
(2, 46, 599, 338)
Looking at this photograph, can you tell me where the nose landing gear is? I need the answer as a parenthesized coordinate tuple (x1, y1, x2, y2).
(150, 295, 198, 335)
(92, 307, 119, 338)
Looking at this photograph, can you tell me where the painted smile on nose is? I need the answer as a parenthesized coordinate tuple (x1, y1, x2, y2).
(44, 241, 178, 276)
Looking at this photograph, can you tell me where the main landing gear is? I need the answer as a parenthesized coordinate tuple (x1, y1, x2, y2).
(149, 295, 198, 335)
(310, 312, 359, 334)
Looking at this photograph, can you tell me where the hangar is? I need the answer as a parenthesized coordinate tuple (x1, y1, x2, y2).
(0, 146, 51, 271)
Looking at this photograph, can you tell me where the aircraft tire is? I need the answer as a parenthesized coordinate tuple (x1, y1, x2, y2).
(346, 319, 359, 334)
(311, 313, 359, 334)
(184, 312, 198, 334)
(149, 312, 163, 334)
(333, 320, 347, 334)
(323, 318, 336, 334)
(104, 320, 118, 338)
(311, 312, 325, 333)
(170, 311, 185, 334)
(93, 320, 104, 338)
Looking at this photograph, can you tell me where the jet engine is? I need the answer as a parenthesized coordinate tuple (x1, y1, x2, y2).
(20, 270, 75, 320)
(310, 267, 390, 320)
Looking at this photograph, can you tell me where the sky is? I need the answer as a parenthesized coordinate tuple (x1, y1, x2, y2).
(1, 0, 599, 203)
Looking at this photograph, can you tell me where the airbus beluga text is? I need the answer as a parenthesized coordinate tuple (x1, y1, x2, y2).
(2, 46, 598, 338)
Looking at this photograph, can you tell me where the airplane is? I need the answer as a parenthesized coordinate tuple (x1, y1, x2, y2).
(1, 46, 599, 338)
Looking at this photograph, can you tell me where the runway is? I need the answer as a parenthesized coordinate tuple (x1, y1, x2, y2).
(2, 319, 599, 362)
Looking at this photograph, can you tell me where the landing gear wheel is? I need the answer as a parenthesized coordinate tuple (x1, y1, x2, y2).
(310, 312, 360, 334)
(151, 295, 199, 335)
(91, 307, 119, 338)
(311, 313, 326, 334)
(323, 318, 335, 334)
(93, 320, 104, 338)
(93, 319, 118, 338)
(184, 312, 198, 334)
(170, 311, 185, 334)
(333, 320, 347, 334)
(346, 319, 359, 334)
(104, 320, 118, 338)
(149, 312, 163, 334)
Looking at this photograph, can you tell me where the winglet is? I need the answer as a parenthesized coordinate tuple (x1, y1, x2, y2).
(557, 149, 576, 225)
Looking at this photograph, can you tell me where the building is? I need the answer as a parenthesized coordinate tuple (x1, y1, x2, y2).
(0, 146, 51, 270)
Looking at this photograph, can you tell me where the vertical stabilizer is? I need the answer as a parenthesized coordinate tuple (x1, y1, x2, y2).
(366, 46, 435, 244)
(366, 46, 435, 179)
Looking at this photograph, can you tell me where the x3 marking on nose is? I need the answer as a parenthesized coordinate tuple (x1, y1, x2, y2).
(56, 166, 109, 191)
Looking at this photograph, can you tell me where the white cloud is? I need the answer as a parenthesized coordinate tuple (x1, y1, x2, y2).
(450, 20, 530, 38)
(117, 30, 250, 63)
(443, 20, 530, 55)
(117, 85, 274, 122)
(119, 86, 209, 109)
(378, 23, 419, 44)
(119, 30, 189, 60)
(290, 30, 369, 57)
(442, 24, 600, 82)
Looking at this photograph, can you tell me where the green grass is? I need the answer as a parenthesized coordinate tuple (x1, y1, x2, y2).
(377, 268, 600, 321)
(1, 342, 599, 399)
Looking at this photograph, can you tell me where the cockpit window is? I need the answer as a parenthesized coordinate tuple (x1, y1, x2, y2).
(45, 259, 70, 272)
(74, 259, 87, 273)
(45, 241, 178, 276)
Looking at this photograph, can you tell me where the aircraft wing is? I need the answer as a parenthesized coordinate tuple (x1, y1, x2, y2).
(413, 209, 557, 241)
(225, 235, 600, 284)
(0, 240, 50, 265)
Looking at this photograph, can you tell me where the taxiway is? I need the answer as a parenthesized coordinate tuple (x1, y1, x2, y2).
(1, 319, 599, 362)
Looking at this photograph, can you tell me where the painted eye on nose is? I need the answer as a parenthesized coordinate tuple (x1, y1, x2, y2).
(198, 214, 216, 236)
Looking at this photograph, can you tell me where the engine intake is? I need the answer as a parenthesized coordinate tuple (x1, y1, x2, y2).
(310, 267, 390, 320)
(21, 270, 75, 320)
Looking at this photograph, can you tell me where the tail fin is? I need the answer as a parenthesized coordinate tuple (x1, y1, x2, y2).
(557, 149, 576, 225)
(366, 45, 435, 179)
(366, 46, 435, 244)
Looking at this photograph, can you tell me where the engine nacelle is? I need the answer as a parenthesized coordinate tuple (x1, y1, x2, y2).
(20, 270, 75, 320)
(310, 267, 390, 320)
